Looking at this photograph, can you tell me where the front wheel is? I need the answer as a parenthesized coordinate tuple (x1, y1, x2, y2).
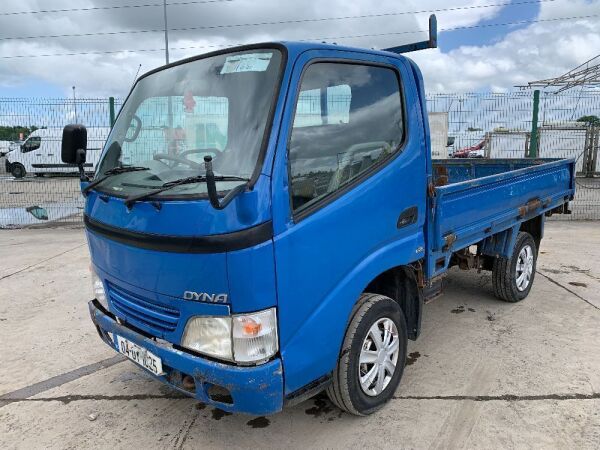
(11, 163, 26, 179)
(326, 293, 407, 416)
(492, 231, 537, 302)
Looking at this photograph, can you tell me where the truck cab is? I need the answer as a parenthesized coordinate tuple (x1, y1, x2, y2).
(63, 38, 575, 416)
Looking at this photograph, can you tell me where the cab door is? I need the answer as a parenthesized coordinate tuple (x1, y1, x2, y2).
(45, 134, 66, 173)
(21, 135, 42, 173)
(270, 50, 427, 395)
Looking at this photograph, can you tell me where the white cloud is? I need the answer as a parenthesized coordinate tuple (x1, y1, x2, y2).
(411, 0, 600, 92)
(0, 0, 598, 96)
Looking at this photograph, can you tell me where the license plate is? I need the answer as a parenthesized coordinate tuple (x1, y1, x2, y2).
(116, 335, 164, 376)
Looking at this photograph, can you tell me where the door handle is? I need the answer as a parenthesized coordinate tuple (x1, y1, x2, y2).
(397, 206, 418, 229)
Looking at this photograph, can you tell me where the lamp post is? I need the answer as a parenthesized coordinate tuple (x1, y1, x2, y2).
(163, 0, 173, 128)
(72, 86, 78, 123)
(163, 0, 170, 64)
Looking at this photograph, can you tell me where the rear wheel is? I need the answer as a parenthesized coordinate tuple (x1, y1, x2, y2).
(11, 163, 26, 179)
(492, 232, 537, 302)
(326, 293, 407, 416)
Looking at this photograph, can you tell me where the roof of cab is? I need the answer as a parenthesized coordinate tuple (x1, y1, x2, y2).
(138, 40, 409, 82)
(278, 40, 407, 60)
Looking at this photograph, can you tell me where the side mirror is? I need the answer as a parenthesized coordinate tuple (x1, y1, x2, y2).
(62, 124, 87, 164)
(62, 124, 88, 181)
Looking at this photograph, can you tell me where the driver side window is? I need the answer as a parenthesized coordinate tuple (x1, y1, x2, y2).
(22, 136, 41, 153)
(289, 62, 404, 212)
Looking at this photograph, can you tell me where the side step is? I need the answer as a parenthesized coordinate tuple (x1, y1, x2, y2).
(423, 278, 444, 303)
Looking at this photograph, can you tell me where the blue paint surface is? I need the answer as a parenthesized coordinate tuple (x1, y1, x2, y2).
(90, 301, 284, 415)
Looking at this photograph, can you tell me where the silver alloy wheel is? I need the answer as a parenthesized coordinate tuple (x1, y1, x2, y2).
(358, 317, 399, 396)
(516, 244, 534, 291)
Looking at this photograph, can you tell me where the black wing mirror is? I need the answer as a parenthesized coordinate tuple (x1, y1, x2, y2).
(62, 124, 88, 181)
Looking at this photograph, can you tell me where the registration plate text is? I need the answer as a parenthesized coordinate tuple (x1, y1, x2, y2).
(116, 336, 164, 376)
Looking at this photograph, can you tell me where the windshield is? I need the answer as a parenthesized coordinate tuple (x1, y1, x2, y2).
(95, 48, 283, 197)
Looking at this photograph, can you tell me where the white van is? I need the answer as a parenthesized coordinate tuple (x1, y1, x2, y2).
(6, 127, 110, 178)
(0, 140, 11, 157)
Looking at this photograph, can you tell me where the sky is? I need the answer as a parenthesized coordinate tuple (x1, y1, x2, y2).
(0, 0, 598, 98)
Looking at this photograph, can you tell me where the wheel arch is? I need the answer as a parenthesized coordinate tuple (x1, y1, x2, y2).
(364, 265, 423, 340)
(519, 215, 544, 252)
(279, 234, 424, 396)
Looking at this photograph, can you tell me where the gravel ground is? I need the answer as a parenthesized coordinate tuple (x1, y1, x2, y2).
(0, 222, 599, 449)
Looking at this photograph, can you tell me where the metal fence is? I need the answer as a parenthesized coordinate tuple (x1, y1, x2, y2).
(427, 91, 600, 220)
(0, 92, 599, 228)
(0, 98, 121, 228)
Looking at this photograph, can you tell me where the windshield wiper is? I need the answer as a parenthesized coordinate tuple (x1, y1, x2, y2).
(124, 169, 249, 209)
(82, 166, 149, 195)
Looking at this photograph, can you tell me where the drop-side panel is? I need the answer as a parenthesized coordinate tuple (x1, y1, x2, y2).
(428, 158, 575, 277)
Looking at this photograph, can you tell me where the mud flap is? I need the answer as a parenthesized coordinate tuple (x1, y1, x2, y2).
(480, 224, 520, 259)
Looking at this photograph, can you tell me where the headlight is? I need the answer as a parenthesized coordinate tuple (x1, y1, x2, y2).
(181, 316, 232, 361)
(91, 268, 108, 309)
(181, 308, 278, 364)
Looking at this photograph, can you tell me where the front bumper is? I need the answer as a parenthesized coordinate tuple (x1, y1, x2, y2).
(89, 300, 284, 415)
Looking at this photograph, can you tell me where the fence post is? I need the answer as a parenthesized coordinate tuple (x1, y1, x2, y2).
(109, 96, 116, 127)
(529, 89, 540, 157)
(583, 124, 599, 178)
(593, 126, 599, 177)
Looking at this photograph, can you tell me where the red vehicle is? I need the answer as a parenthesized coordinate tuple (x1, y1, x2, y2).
(452, 137, 487, 158)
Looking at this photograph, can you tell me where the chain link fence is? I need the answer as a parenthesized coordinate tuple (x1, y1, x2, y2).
(0, 98, 121, 228)
(427, 91, 600, 220)
(0, 92, 598, 228)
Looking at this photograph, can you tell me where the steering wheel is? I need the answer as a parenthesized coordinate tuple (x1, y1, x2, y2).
(180, 148, 222, 158)
(328, 142, 393, 191)
(124, 114, 142, 142)
(345, 141, 392, 163)
(153, 153, 203, 170)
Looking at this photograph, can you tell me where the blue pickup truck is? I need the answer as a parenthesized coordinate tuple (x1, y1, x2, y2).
(61, 20, 575, 416)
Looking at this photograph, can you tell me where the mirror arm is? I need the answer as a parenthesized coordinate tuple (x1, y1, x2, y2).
(216, 183, 247, 210)
(203, 155, 246, 210)
(76, 148, 89, 182)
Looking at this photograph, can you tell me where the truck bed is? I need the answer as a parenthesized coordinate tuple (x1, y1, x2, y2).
(428, 158, 575, 277)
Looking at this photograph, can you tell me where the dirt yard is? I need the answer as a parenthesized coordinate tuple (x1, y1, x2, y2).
(0, 222, 599, 449)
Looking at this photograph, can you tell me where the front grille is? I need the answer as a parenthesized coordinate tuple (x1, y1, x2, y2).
(107, 283, 180, 334)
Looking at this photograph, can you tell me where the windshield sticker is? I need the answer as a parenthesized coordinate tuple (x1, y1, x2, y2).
(220, 53, 273, 74)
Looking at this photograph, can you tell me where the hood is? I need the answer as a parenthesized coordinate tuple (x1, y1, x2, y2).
(86, 175, 277, 336)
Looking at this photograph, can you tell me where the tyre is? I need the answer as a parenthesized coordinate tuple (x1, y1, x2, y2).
(326, 293, 407, 416)
(11, 163, 26, 179)
(492, 232, 537, 302)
